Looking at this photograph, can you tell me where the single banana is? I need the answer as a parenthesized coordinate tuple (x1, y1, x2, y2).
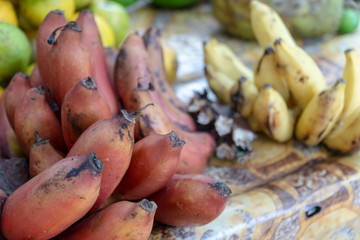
(203, 38, 253, 82)
(230, 76, 259, 118)
(250, 0, 297, 49)
(254, 45, 290, 103)
(204, 64, 235, 105)
(323, 106, 360, 154)
(338, 48, 360, 121)
(274, 38, 327, 110)
(295, 79, 345, 147)
(252, 84, 294, 142)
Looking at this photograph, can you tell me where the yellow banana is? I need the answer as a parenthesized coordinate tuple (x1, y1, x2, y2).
(160, 39, 178, 85)
(323, 107, 360, 154)
(250, 0, 296, 49)
(338, 48, 360, 121)
(274, 38, 327, 110)
(204, 64, 234, 105)
(230, 76, 258, 118)
(254, 45, 290, 103)
(203, 38, 253, 82)
(252, 84, 294, 142)
(295, 79, 345, 147)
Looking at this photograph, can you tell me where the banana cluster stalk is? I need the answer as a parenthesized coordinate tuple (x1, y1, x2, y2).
(203, 0, 360, 155)
(250, 0, 297, 49)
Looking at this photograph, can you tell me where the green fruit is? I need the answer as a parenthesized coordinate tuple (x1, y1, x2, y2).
(151, 0, 199, 8)
(90, 1, 130, 47)
(0, 22, 31, 85)
(109, 0, 137, 6)
(338, 8, 359, 34)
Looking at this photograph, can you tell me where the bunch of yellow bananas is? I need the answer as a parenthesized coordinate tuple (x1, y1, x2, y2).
(204, 0, 360, 154)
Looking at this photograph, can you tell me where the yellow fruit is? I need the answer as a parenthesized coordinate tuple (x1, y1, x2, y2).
(161, 40, 178, 85)
(72, 11, 116, 47)
(19, 0, 75, 27)
(0, 1, 18, 26)
(94, 14, 116, 47)
(0, 22, 31, 86)
(90, 1, 130, 47)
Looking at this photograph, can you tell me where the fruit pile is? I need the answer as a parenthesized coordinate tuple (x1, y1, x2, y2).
(0, 9, 232, 240)
(204, 1, 360, 156)
(212, 0, 359, 40)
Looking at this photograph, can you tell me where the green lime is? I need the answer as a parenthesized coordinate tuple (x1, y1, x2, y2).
(338, 8, 359, 34)
(90, 1, 130, 47)
(0, 22, 31, 85)
(151, 0, 199, 8)
(109, 0, 137, 6)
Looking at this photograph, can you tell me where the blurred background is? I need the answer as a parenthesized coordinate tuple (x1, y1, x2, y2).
(0, 0, 359, 97)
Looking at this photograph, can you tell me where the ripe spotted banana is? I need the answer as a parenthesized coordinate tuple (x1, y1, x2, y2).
(253, 84, 295, 142)
(203, 38, 253, 82)
(254, 45, 290, 103)
(204, 64, 235, 105)
(338, 48, 360, 121)
(323, 106, 360, 154)
(274, 38, 327, 110)
(250, 0, 297, 49)
(295, 79, 345, 146)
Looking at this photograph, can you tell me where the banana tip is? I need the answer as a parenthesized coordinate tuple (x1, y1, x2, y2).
(211, 182, 232, 198)
(345, 48, 355, 53)
(140, 199, 157, 212)
(274, 38, 282, 46)
(264, 45, 275, 55)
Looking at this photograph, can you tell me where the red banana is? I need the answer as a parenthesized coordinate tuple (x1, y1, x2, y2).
(0, 157, 29, 195)
(76, 10, 120, 116)
(36, 10, 67, 85)
(104, 47, 117, 88)
(29, 63, 43, 88)
(0, 189, 7, 214)
(1, 152, 104, 240)
(47, 21, 95, 107)
(147, 173, 232, 226)
(115, 40, 215, 173)
(67, 109, 136, 213)
(61, 76, 112, 149)
(13, 86, 67, 157)
(3, 72, 31, 129)
(113, 131, 185, 200)
(143, 27, 188, 112)
(54, 199, 157, 240)
(0, 96, 23, 158)
(116, 33, 196, 131)
(134, 91, 213, 174)
(29, 131, 65, 178)
(143, 27, 196, 131)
